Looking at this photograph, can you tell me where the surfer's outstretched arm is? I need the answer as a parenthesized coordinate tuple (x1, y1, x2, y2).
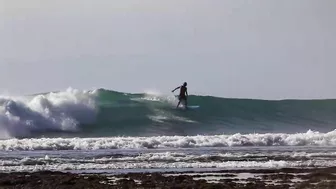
(172, 86, 180, 92)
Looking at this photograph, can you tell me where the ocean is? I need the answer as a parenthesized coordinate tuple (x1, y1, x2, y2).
(1, 88, 336, 173)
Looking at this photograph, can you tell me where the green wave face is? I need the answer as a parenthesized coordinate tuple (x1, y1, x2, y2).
(79, 89, 336, 137)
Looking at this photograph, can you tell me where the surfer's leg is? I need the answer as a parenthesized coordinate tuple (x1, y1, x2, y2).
(176, 96, 182, 108)
(176, 101, 181, 108)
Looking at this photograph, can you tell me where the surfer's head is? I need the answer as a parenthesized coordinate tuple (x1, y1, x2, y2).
(183, 82, 187, 86)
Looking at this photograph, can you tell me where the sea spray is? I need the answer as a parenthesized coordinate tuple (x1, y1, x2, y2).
(0, 88, 97, 138)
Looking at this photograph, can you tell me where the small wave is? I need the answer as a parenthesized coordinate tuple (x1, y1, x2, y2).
(1, 130, 336, 151)
(0, 160, 304, 172)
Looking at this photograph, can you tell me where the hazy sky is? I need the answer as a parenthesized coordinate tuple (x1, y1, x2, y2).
(1, 0, 336, 99)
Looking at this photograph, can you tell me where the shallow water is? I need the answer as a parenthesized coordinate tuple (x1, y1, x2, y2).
(1, 145, 336, 173)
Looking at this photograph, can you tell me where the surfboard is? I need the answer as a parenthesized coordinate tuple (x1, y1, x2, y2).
(177, 105, 200, 109)
(187, 105, 200, 109)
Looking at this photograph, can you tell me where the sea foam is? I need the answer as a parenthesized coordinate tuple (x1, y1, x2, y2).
(0, 88, 98, 139)
(1, 130, 336, 151)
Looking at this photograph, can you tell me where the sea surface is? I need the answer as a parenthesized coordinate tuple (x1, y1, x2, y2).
(1, 88, 336, 173)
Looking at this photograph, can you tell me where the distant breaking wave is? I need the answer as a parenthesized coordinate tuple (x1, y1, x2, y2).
(0, 88, 336, 139)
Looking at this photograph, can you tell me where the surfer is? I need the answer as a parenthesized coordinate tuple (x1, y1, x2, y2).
(172, 82, 188, 109)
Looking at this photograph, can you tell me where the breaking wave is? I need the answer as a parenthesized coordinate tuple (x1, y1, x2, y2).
(0, 88, 336, 139)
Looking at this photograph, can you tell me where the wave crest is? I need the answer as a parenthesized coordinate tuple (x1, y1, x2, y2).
(0, 88, 97, 139)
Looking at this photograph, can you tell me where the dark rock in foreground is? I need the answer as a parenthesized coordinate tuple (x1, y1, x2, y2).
(1, 167, 336, 189)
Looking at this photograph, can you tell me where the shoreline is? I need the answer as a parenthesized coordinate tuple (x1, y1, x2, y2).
(1, 167, 336, 189)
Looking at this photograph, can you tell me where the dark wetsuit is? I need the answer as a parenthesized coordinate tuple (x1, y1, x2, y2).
(179, 86, 187, 101)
